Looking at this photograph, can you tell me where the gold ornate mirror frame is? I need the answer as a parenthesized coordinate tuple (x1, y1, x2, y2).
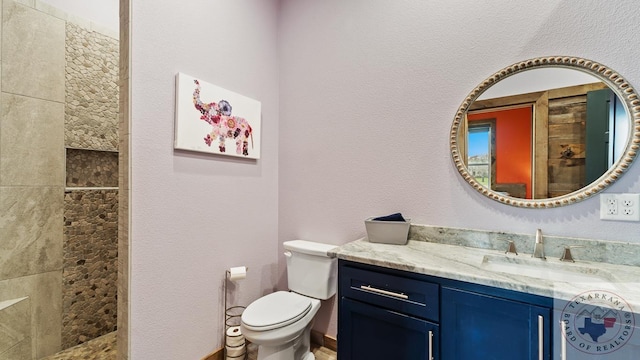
(450, 56, 640, 208)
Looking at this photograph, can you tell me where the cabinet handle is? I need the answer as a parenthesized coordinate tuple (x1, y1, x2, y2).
(428, 330, 434, 360)
(359, 285, 409, 299)
(560, 319, 566, 360)
(538, 315, 544, 360)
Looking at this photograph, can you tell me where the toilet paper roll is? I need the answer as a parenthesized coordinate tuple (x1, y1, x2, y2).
(225, 344, 246, 358)
(226, 326, 245, 347)
(225, 353, 245, 360)
(226, 326, 242, 337)
(225, 351, 245, 360)
(228, 266, 247, 281)
(226, 336, 245, 348)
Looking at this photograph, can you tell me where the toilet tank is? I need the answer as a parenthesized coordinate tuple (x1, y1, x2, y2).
(283, 240, 338, 300)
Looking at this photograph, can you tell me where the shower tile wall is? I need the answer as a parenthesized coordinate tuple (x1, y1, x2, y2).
(0, 0, 119, 358)
(65, 22, 119, 151)
(0, 1, 66, 358)
(63, 14, 119, 350)
(1, 0, 66, 102)
(0, 270, 63, 359)
(66, 149, 118, 187)
(0, 297, 31, 359)
(63, 150, 119, 348)
(63, 187, 118, 348)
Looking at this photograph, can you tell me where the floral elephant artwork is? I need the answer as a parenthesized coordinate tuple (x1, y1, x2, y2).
(192, 79, 253, 156)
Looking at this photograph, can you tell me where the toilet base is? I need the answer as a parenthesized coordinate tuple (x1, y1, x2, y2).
(255, 322, 314, 360)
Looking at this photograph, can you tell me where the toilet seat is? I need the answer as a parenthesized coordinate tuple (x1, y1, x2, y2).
(241, 291, 312, 331)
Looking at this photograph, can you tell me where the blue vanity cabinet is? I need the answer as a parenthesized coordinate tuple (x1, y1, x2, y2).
(338, 261, 439, 360)
(441, 287, 551, 360)
(340, 297, 439, 360)
(338, 260, 553, 360)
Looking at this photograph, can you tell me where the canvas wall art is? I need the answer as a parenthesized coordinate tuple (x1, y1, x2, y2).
(175, 73, 262, 159)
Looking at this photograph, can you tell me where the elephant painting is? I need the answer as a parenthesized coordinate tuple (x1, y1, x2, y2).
(192, 79, 253, 156)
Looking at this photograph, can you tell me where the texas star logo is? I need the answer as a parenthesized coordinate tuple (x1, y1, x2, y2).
(561, 290, 635, 355)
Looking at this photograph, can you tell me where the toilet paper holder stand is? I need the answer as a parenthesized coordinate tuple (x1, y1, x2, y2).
(224, 268, 248, 359)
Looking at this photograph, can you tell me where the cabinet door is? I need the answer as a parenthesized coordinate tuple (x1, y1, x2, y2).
(441, 287, 550, 360)
(339, 297, 438, 360)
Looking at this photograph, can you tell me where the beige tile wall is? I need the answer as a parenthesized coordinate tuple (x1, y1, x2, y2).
(0, 1, 66, 359)
(0, 93, 65, 186)
(0, 297, 31, 359)
(0, 337, 31, 360)
(0, 186, 63, 280)
(0, 272, 62, 359)
(1, 0, 65, 102)
(0, 0, 122, 358)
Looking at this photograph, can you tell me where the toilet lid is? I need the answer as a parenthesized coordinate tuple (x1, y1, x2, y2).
(241, 291, 312, 331)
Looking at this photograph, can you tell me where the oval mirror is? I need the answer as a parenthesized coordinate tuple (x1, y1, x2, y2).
(450, 57, 640, 208)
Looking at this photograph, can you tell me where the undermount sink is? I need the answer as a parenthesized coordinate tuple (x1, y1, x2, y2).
(480, 254, 614, 285)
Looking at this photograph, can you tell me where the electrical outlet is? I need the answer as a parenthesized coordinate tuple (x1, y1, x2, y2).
(601, 194, 618, 215)
(600, 193, 640, 221)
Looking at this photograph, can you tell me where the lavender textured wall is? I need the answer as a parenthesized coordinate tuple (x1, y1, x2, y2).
(129, 0, 640, 356)
(277, 0, 640, 336)
(130, 1, 279, 359)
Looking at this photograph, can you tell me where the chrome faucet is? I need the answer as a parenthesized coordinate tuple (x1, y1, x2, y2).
(532, 229, 545, 260)
(560, 247, 575, 262)
(505, 240, 518, 255)
(560, 245, 584, 262)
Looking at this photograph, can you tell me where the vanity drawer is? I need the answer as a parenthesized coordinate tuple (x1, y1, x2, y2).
(340, 265, 439, 322)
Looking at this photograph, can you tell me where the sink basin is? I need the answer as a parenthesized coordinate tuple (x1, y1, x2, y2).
(480, 254, 614, 285)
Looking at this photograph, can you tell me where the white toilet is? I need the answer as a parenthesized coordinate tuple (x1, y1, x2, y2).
(240, 240, 338, 360)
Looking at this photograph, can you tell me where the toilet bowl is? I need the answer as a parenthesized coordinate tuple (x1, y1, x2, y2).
(241, 291, 320, 359)
(240, 240, 337, 360)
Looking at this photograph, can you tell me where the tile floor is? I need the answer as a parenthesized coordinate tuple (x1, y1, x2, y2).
(308, 344, 338, 360)
(38, 331, 337, 360)
(40, 332, 116, 360)
(245, 343, 337, 360)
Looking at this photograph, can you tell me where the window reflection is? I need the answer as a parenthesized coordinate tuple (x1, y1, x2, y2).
(468, 124, 492, 187)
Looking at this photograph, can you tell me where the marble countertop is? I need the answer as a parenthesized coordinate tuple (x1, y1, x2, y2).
(331, 238, 640, 310)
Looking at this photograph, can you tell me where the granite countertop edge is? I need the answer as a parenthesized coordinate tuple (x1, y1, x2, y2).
(331, 238, 640, 310)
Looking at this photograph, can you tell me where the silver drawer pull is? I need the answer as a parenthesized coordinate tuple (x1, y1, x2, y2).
(538, 315, 544, 360)
(560, 319, 566, 360)
(428, 330, 434, 360)
(360, 285, 409, 299)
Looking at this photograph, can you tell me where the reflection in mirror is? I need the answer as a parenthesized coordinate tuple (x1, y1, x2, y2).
(467, 120, 496, 190)
(451, 57, 640, 208)
(467, 80, 627, 199)
(468, 105, 532, 198)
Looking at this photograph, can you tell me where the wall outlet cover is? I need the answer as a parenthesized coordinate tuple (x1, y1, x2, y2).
(600, 193, 640, 221)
